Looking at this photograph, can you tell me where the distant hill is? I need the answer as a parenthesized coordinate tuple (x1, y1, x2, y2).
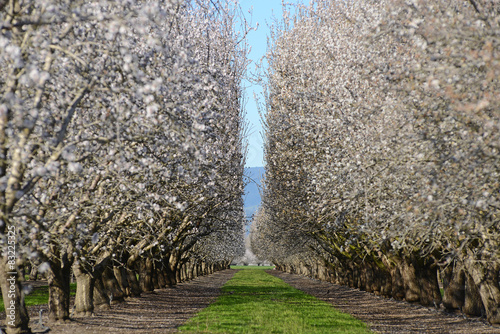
(243, 167, 265, 222)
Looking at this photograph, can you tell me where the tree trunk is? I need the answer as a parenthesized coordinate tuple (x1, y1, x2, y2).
(124, 255, 142, 297)
(47, 256, 72, 322)
(113, 266, 131, 297)
(156, 266, 167, 288)
(416, 259, 441, 307)
(175, 267, 181, 283)
(191, 263, 198, 280)
(28, 259, 40, 281)
(346, 262, 355, 288)
(139, 257, 154, 292)
(402, 257, 420, 302)
(442, 262, 465, 311)
(401, 255, 442, 306)
(73, 261, 95, 316)
(29, 265, 38, 281)
(364, 262, 376, 293)
(166, 253, 179, 286)
(201, 262, 207, 275)
(0, 257, 31, 334)
(152, 262, 161, 290)
(125, 268, 141, 297)
(465, 259, 500, 324)
(102, 266, 125, 304)
(93, 276, 110, 310)
(391, 264, 405, 300)
(463, 271, 484, 316)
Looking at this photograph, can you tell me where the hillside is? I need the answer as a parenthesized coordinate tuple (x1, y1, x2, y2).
(243, 167, 264, 221)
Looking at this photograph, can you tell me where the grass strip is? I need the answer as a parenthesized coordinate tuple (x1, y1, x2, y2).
(178, 267, 371, 333)
(0, 283, 77, 312)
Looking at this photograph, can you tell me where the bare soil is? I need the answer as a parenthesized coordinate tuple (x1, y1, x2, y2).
(268, 270, 500, 334)
(4, 269, 500, 333)
(8, 270, 237, 334)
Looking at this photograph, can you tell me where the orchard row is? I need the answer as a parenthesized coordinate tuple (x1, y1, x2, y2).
(252, 0, 500, 325)
(0, 1, 249, 332)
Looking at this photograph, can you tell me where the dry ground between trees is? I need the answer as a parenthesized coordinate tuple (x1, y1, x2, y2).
(268, 270, 500, 334)
(2, 270, 236, 334)
(3, 269, 500, 333)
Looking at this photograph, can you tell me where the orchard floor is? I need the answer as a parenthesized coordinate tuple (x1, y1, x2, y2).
(268, 270, 500, 334)
(24, 270, 236, 334)
(5, 269, 500, 333)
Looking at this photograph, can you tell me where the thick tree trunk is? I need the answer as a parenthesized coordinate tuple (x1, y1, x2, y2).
(463, 271, 484, 316)
(416, 259, 441, 307)
(180, 265, 187, 282)
(93, 276, 110, 310)
(28, 259, 41, 281)
(373, 262, 391, 297)
(465, 259, 500, 324)
(191, 263, 198, 280)
(47, 256, 72, 322)
(73, 261, 95, 316)
(139, 257, 154, 292)
(113, 266, 131, 297)
(166, 253, 180, 286)
(124, 255, 142, 297)
(152, 267, 160, 290)
(391, 264, 405, 300)
(400, 255, 441, 306)
(0, 258, 30, 334)
(102, 266, 125, 304)
(164, 266, 176, 286)
(442, 262, 465, 311)
(201, 262, 207, 276)
(364, 262, 376, 293)
(402, 257, 420, 302)
(346, 262, 355, 288)
(175, 266, 182, 283)
(156, 266, 167, 288)
(125, 268, 141, 297)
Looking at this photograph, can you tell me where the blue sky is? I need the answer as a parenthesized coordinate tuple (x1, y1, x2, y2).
(239, 0, 300, 167)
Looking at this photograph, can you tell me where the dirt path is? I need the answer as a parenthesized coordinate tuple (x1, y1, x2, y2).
(27, 269, 237, 334)
(268, 270, 500, 334)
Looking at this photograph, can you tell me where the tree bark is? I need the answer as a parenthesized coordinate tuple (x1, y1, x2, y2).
(73, 261, 95, 316)
(102, 266, 125, 304)
(465, 259, 500, 324)
(166, 252, 180, 286)
(152, 261, 161, 290)
(402, 257, 420, 302)
(93, 276, 110, 310)
(113, 266, 131, 297)
(156, 265, 167, 288)
(463, 271, 484, 317)
(442, 262, 465, 311)
(125, 267, 141, 297)
(124, 255, 142, 297)
(29, 263, 38, 281)
(0, 258, 31, 334)
(47, 256, 72, 322)
(416, 259, 441, 307)
(391, 263, 405, 300)
(139, 257, 154, 292)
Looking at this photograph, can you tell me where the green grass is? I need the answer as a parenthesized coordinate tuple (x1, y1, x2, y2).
(0, 283, 76, 312)
(230, 265, 275, 270)
(179, 268, 371, 333)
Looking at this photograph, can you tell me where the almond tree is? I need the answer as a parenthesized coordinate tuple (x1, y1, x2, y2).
(255, 0, 499, 323)
(1, 0, 248, 331)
